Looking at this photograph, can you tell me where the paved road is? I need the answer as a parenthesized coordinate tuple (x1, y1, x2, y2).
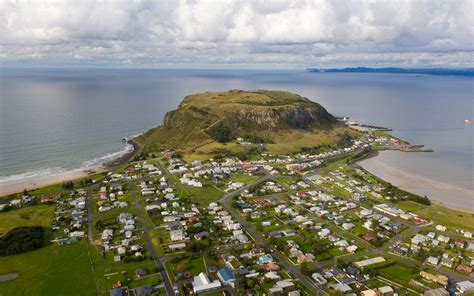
(130, 181, 175, 296)
(220, 172, 328, 296)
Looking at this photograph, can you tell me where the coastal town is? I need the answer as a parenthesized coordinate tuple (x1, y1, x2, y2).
(1, 130, 473, 296)
(2, 1, 473, 295)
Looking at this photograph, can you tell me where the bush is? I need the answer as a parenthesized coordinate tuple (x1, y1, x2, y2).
(0, 226, 46, 256)
(62, 181, 74, 190)
(209, 123, 234, 143)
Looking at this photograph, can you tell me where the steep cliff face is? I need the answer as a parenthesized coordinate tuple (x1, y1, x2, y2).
(228, 105, 336, 130)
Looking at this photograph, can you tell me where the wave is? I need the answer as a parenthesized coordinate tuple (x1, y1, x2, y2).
(0, 167, 66, 184)
(82, 143, 134, 167)
(0, 142, 135, 185)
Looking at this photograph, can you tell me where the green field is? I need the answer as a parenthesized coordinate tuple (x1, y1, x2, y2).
(228, 173, 259, 184)
(0, 241, 96, 296)
(174, 182, 224, 205)
(397, 200, 474, 232)
(88, 245, 159, 295)
(0, 205, 55, 235)
(166, 256, 206, 280)
(379, 264, 419, 283)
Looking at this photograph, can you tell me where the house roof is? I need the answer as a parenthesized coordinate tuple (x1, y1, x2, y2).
(218, 267, 236, 282)
(134, 286, 152, 296)
(110, 287, 128, 296)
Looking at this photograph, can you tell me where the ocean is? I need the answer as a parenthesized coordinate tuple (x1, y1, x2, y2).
(1, 68, 472, 193)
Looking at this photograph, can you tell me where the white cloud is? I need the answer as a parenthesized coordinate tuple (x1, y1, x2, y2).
(0, 0, 472, 68)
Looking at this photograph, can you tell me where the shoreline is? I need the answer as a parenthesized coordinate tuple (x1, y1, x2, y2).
(0, 139, 141, 197)
(357, 151, 474, 213)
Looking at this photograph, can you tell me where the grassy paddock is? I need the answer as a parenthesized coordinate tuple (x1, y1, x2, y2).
(0, 205, 55, 235)
(0, 241, 96, 296)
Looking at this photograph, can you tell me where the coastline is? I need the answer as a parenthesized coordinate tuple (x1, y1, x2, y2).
(358, 151, 474, 213)
(0, 139, 141, 197)
(103, 139, 141, 168)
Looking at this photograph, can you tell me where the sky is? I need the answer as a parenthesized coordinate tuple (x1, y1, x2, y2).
(1, 0, 473, 69)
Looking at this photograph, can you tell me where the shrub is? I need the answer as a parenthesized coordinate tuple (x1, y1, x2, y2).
(209, 123, 234, 143)
(0, 226, 46, 256)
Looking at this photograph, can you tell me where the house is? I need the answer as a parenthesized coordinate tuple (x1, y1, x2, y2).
(135, 268, 147, 278)
(354, 257, 385, 269)
(332, 283, 351, 293)
(360, 290, 377, 296)
(134, 286, 153, 296)
(170, 229, 184, 241)
(110, 287, 129, 296)
(456, 265, 473, 274)
(440, 257, 453, 268)
(454, 239, 466, 248)
(264, 271, 281, 280)
(312, 273, 327, 285)
(276, 279, 294, 290)
(426, 256, 439, 266)
(437, 235, 450, 244)
(268, 287, 283, 295)
(192, 272, 221, 294)
(363, 233, 376, 241)
(420, 271, 448, 286)
(217, 267, 236, 287)
(346, 245, 358, 253)
(456, 281, 474, 293)
(194, 231, 209, 240)
(423, 288, 449, 296)
(258, 254, 274, 264)
(342, 223, 355, 230)
(376, 286, 394, 296)
(436, 225, 447, 232)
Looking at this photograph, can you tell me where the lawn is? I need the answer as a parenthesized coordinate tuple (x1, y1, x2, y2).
(228, 173, 259, 184)
(183, 141, 246, 162)
(0, 241, 97, 296)
(397, 200, 474, 232)
(379, 264, 418, 283)
(166, 256, 206, 280)
(88, 243, 158, 295)
(0, 205, 55, 235)
(265, 127, 360, 155)
(274, 175, 296, 187)
(175, 182, 224, 205)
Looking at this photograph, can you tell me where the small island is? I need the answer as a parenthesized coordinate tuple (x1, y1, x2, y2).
(1, 90, 473, 296)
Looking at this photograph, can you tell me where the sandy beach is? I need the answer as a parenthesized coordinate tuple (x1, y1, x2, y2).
(0, 140, 140, 197)
(0, 165, 107, 196)
(359, 152, 474, 212)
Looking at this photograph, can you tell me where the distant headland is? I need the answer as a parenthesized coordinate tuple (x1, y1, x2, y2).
(306, 67, 474, 77)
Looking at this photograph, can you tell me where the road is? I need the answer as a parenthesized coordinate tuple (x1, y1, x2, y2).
(129, 181, 175, 296)
(219, 171, 328, 296)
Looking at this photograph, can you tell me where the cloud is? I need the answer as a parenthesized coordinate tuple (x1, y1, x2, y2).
(0, 0, 472, 68)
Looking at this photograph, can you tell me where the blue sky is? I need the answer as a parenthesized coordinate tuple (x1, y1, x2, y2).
(1, 0, 473, 69)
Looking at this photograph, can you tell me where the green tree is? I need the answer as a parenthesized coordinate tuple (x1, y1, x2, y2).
(209, 123, 234, 143)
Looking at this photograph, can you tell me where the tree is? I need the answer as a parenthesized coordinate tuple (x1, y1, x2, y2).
(300, 262, 310, 275)
(245, 278, 255, 288)
(209, 123, 233, 143)
(62, 181, 74, 190)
